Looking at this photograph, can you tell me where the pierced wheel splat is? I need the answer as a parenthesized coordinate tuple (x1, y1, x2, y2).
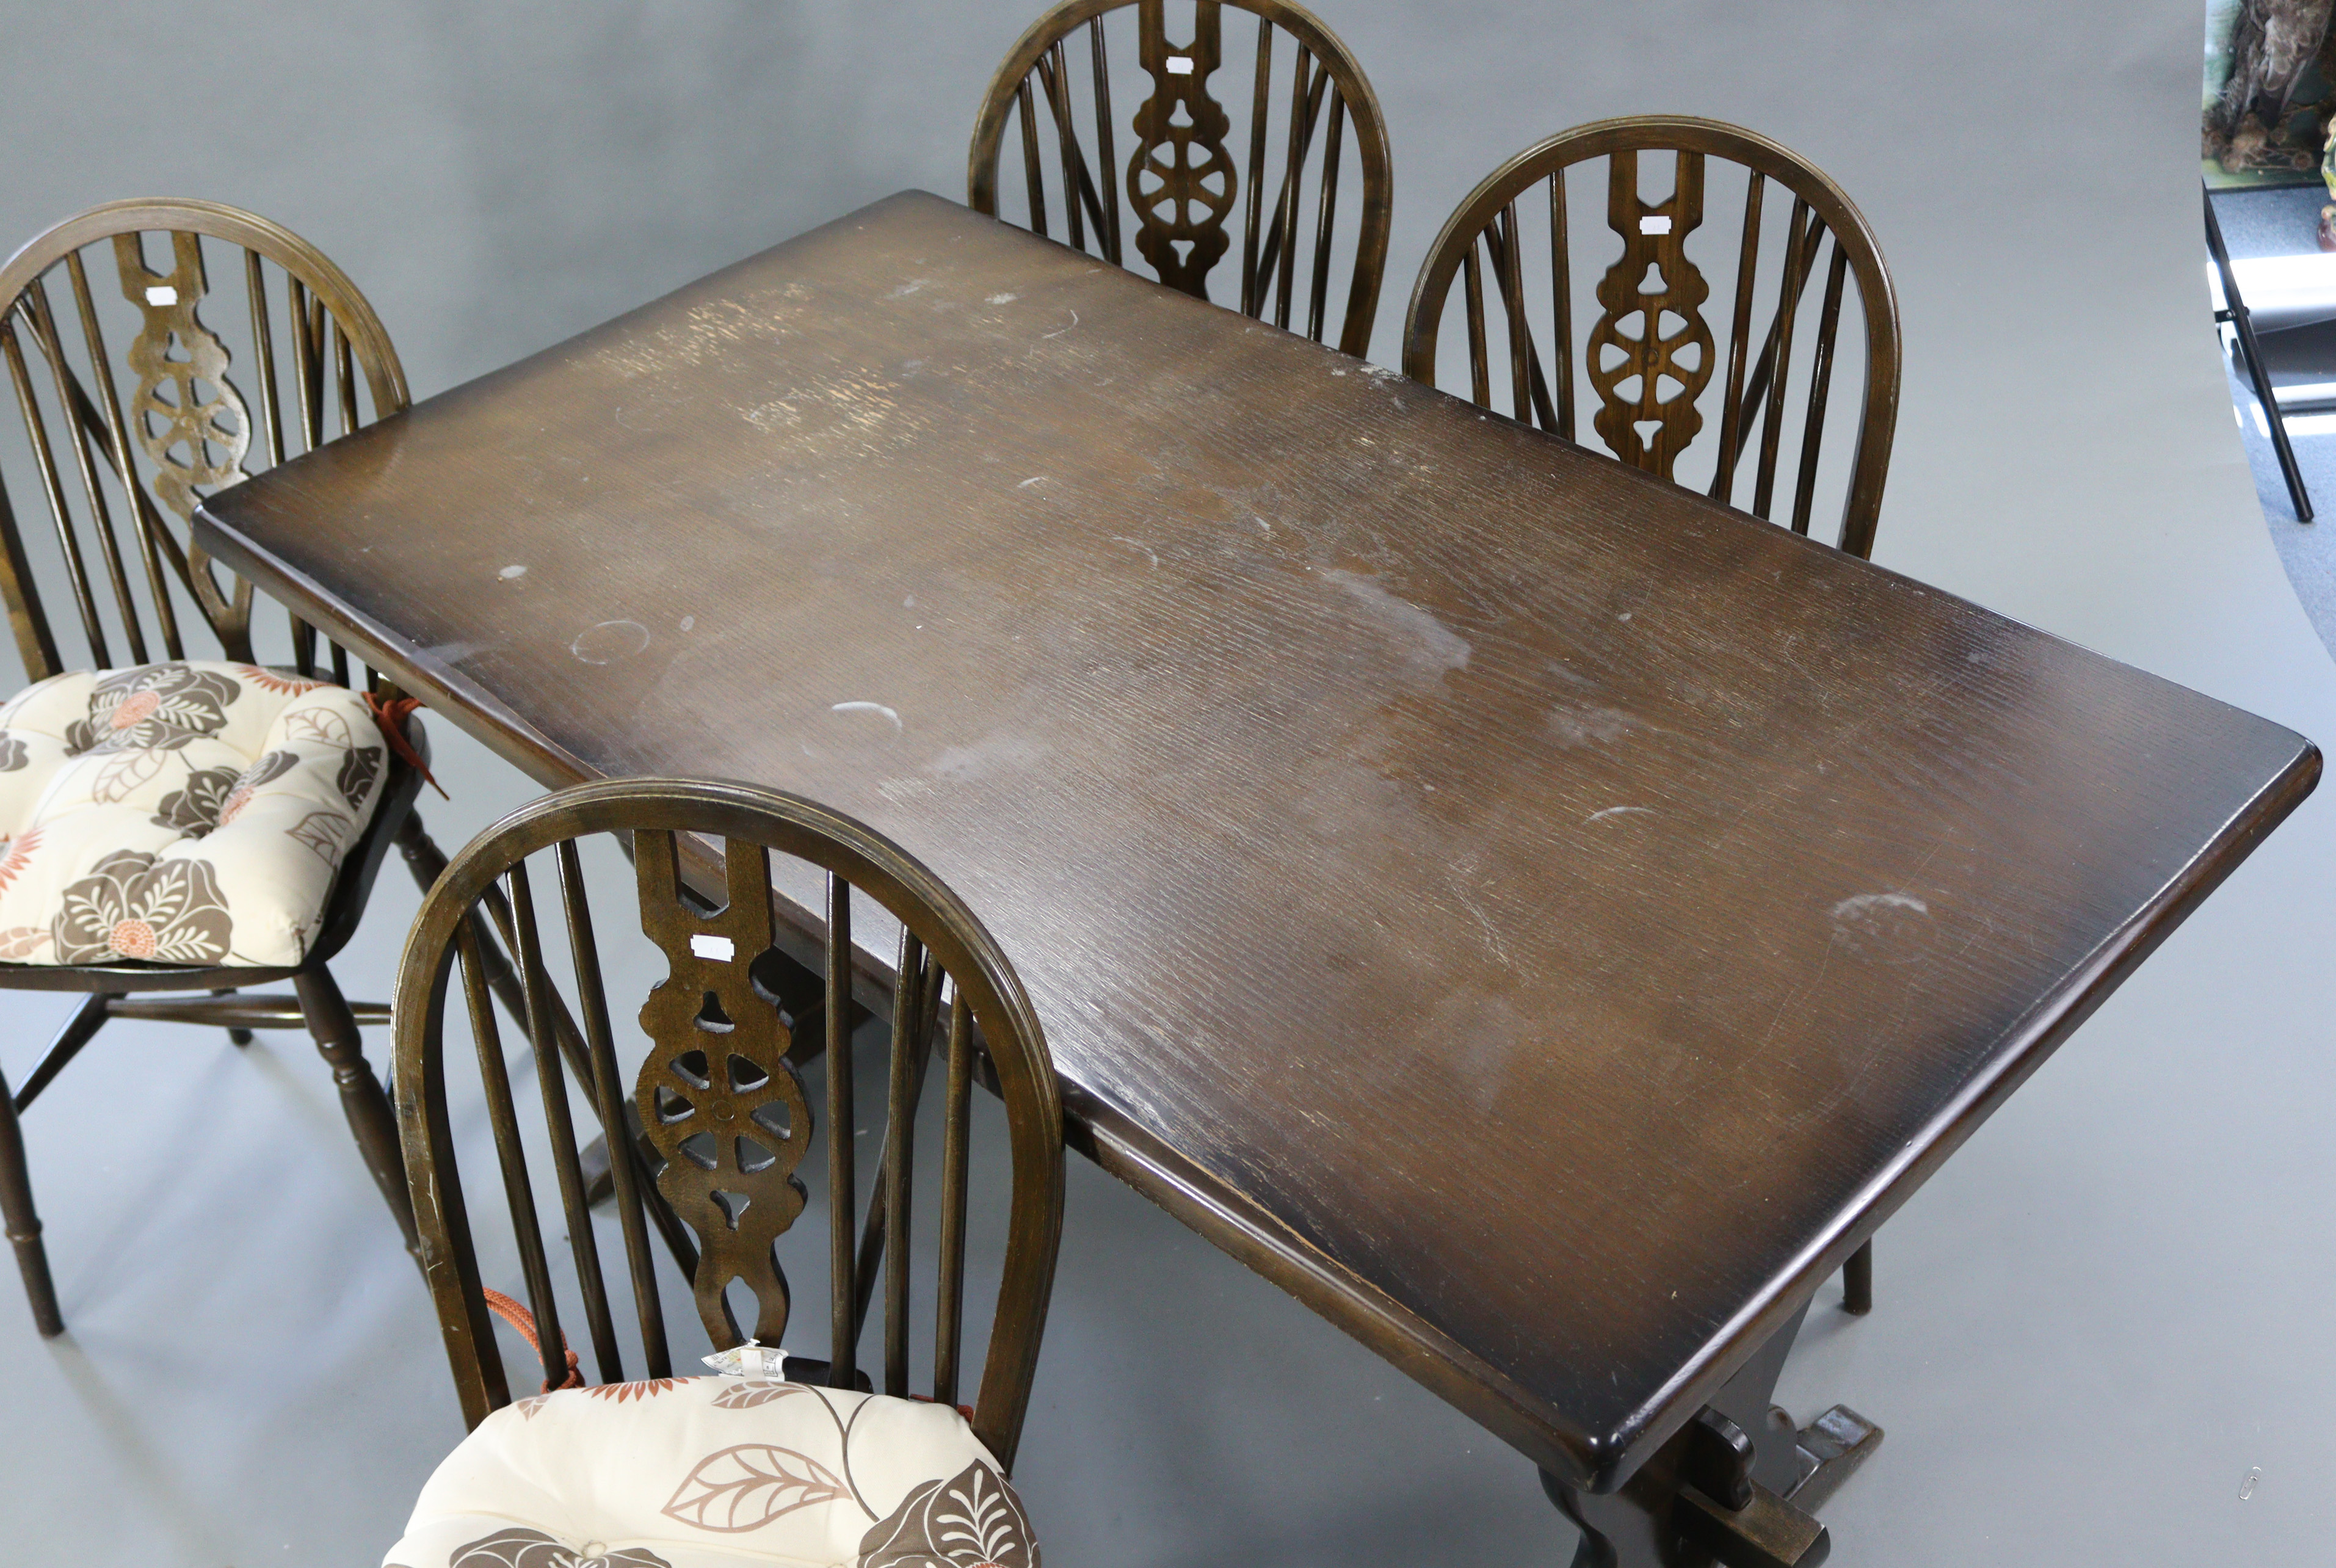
(1586, 150, 1716, 479)
(634, 829, 812, 1348)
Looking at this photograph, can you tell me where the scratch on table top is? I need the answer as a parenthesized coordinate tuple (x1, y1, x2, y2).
(1828, 891, 1937, 967)
(1707, 672, 1959, 857)
(1831, 891, 1929, 921)
(831, 700, 903, 733)
(1455, 890, 1514, 970)
(570, 620, 650, 665)
(1747, 930, 1839, 1064)
(1550, 706, 1636, 748)
(1584, 805, 1655, 824)
(929, 731, 1051, 783)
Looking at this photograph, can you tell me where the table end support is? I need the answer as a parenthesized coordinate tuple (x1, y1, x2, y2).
(1540, 1303, 1881, 1567)
(1768, 1404, 1883, 1514)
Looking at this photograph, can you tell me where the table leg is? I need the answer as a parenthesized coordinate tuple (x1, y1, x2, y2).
(1543, 1442, 1691, 1568)
(1841, 1240, 1872, 1316)
(1541, 1299, 1882, 1567)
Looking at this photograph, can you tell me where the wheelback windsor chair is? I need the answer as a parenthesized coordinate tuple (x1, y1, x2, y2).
(0, 199, 484, 1335)
(1405, 116, 1903, 561)
(385, 778, 1065, 1567)
(970, 0, 1394, 357)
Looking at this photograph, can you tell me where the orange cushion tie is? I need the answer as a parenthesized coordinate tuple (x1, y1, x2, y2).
(365, 692, 449, 799)
(483, 1286, 582, 1393)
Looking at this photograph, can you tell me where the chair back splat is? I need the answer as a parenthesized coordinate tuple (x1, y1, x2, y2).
(970, 0, 1393, 357)
(0, 199, 408, 688)
(1404, 117, 1901, 557)
(394, 778, 1067, 1472)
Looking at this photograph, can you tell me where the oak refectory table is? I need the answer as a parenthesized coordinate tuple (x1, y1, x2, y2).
(194, 191, 2318, 1566)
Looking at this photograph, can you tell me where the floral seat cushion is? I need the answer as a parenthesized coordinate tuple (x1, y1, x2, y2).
(0, 661, 402, 968)
(385, 1376, 1038, 1568)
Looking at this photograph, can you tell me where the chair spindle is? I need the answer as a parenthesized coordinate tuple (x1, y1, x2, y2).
(1, 314, 110, 669)
(559, 839, 673, 1381)
(1712, 170, 1766, 505)
(461, 912, 570, 1395)
(27, 280, 146, 666)
(1039, 44, 1087, 253)
(1017, 79, 1050, 239)
(825, 871, 858, 1390)
(882, 929, 926, 1398)
(932, 984, 974, 1408)
(1239, 16, 1273, 317)
(63, 253, 183, 662)
(1090, 17, 1123, 266)
(1462, 241, 1490, 407)
(1750, 199, 1815, 520)
(1790, 243, 1851, 537)
(509, 860, 623, 1384)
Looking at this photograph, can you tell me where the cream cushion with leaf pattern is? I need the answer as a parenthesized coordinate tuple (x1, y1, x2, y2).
(0, 660, 399, 968)
(385, 1376, 1038, 1568)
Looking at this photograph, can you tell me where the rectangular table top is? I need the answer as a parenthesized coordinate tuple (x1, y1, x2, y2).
(197, 191, 2319, 1491)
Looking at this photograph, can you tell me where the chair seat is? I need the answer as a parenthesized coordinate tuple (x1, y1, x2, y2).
(385, 1375, 1039, 1568)
(0, 660, 399, 969)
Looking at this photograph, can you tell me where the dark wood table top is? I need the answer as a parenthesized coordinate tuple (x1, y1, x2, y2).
(195, 190, 2319, 1492)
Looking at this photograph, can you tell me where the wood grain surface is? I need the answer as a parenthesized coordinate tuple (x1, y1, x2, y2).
(194, 190, 2319, 1491)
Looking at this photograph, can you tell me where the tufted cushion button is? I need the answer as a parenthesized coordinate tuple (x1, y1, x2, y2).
(0, 660, 411, 968)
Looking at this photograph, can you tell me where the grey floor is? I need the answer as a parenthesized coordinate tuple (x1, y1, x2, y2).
(8, 2, 2336, 1564)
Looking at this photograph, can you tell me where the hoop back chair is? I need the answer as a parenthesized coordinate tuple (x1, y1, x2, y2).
(970, 0, 1394, 357)
(0, 200, 441, 1336)
(1404, 117, 1902, 558)
(394, 779, 1065, 1498)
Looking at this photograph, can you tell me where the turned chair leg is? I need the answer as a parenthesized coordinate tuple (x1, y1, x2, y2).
(295, 967, 419, 1258)
(0, 1067, 63, 1337)
(1843, 1239, 1873, 1316)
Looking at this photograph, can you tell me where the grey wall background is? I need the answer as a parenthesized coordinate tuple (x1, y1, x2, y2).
(5, 2, 2336, 1564)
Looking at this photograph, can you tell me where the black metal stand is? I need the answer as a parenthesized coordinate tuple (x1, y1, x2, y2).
(2207, 185, 2315, 523)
